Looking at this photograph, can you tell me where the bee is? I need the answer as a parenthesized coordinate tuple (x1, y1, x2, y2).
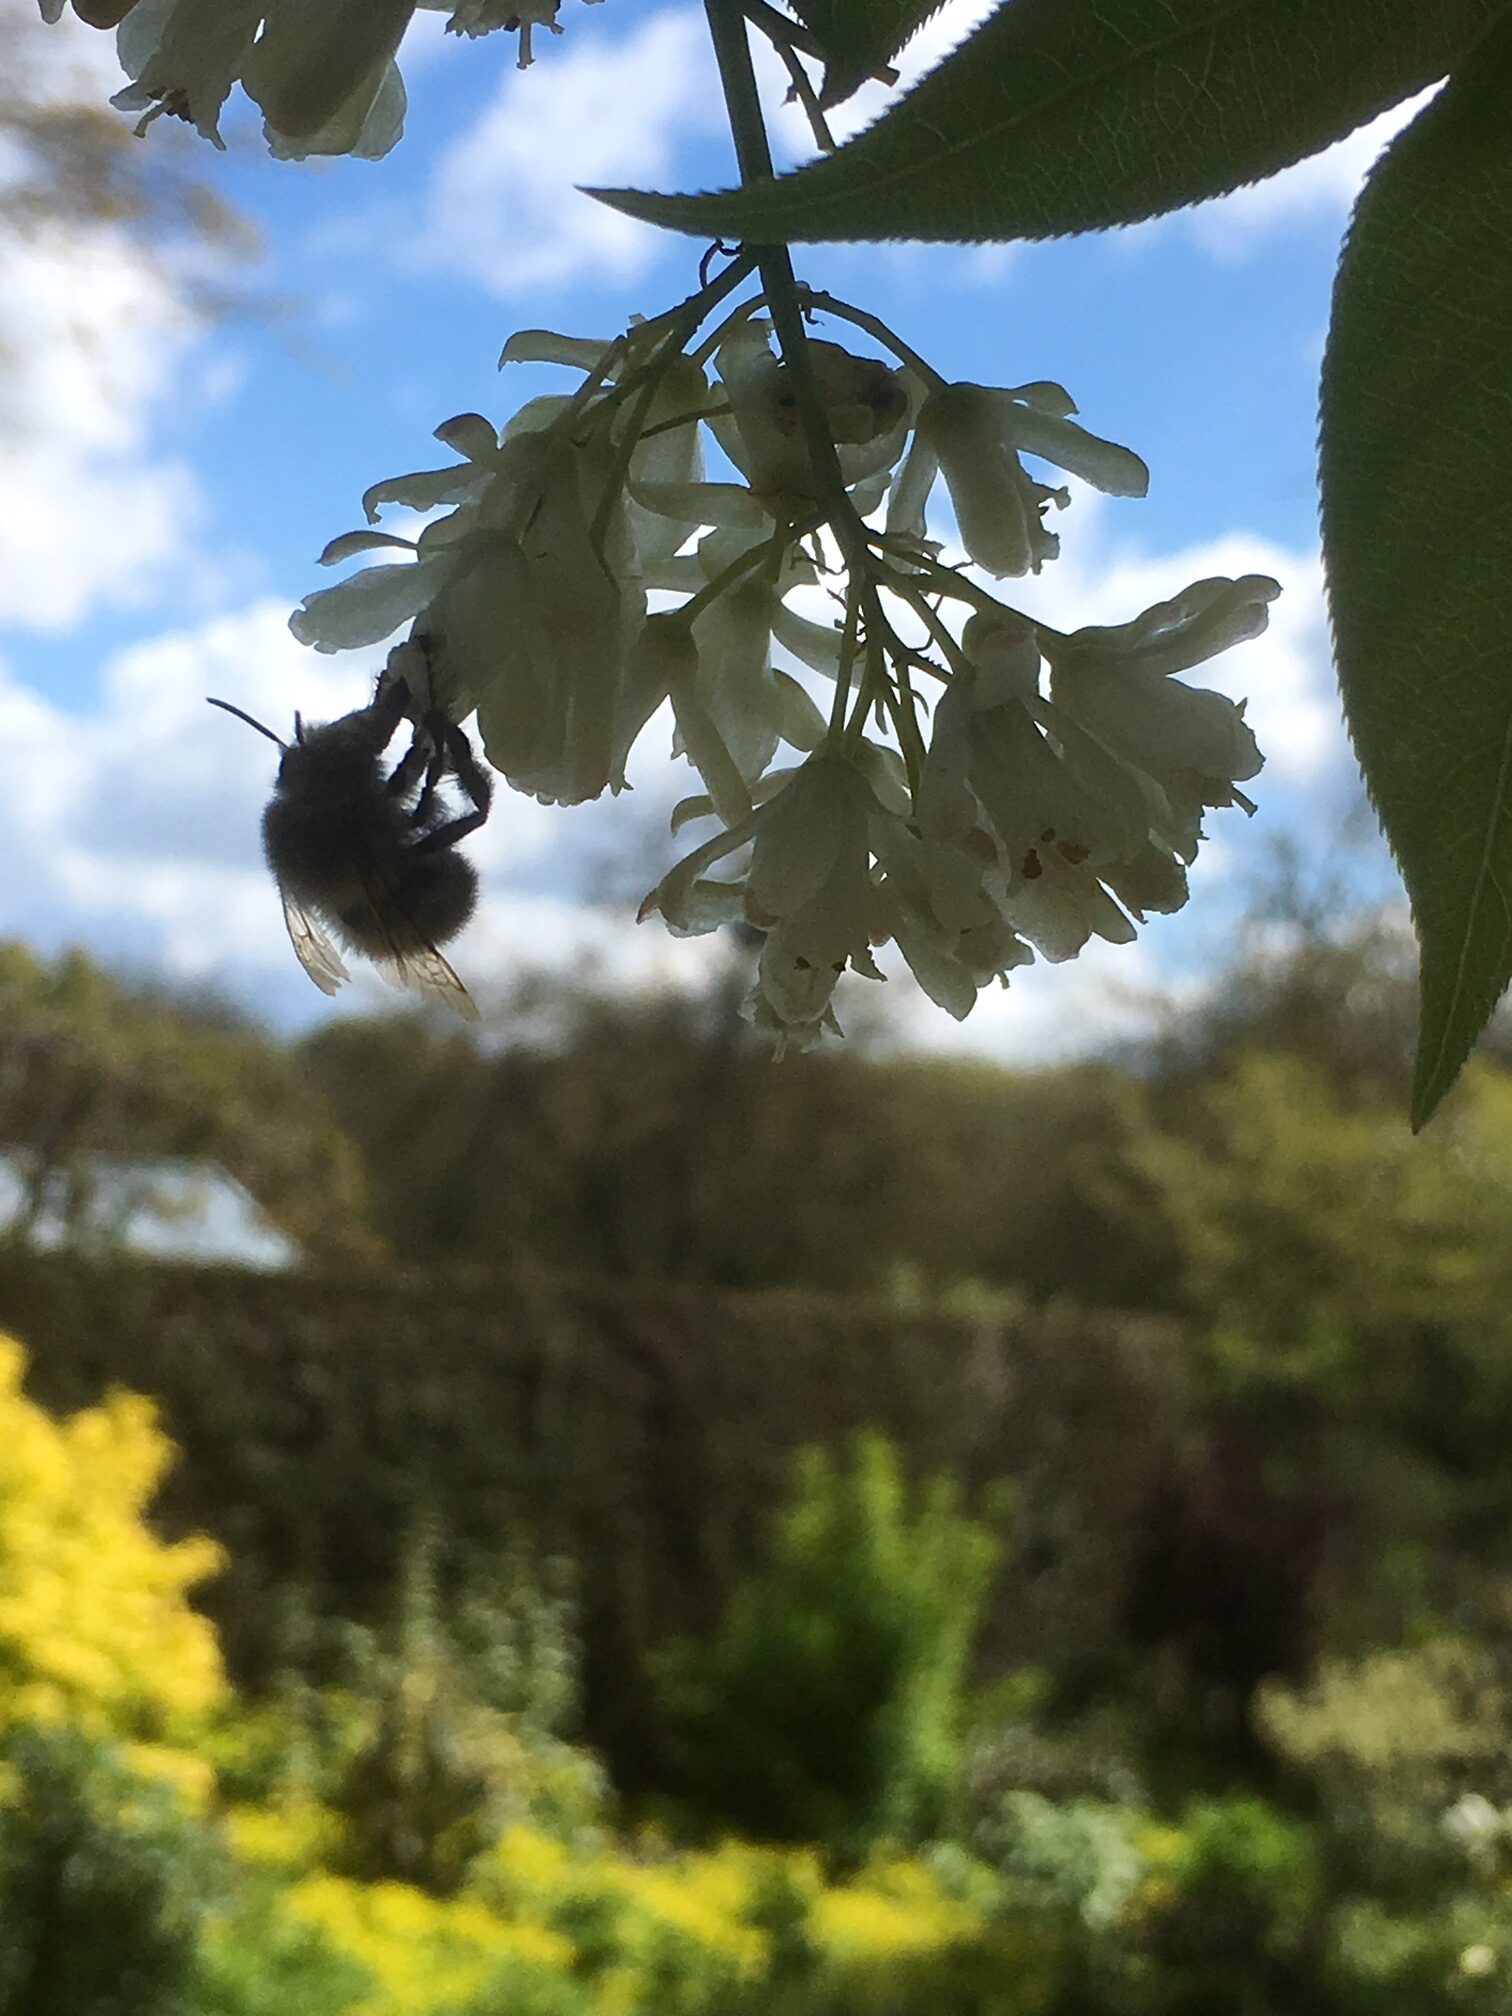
(207, 675, 493, 1021)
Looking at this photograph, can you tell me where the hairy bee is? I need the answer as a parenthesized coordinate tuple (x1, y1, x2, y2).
(208, 676, 493, 1021)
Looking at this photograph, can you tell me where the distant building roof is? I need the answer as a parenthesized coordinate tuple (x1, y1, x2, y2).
(0, 1152, 298, 1271)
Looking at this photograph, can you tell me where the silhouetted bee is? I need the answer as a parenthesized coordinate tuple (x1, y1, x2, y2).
(208, 676, 492, 1021)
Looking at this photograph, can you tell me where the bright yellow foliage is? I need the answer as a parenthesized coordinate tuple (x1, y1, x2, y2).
(0, 1334, 226, 1738)
(813, 1855, 980, 1959)
(287, 1873, 574, 2016)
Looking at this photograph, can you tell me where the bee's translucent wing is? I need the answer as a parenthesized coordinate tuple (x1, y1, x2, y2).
(280, 891, 351, 997)
(378, 943, 480, 1023)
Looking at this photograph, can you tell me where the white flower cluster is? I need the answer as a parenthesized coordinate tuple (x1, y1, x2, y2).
(293, 287, 1278, 1050)
(37, 0, 597, 154)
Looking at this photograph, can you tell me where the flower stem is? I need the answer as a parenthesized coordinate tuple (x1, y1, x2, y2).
(702, 0, 868, 566)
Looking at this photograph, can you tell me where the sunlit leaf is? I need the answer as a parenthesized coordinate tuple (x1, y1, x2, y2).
(594, 0, 1506, 245)
(1321, 11, 1512, 1127)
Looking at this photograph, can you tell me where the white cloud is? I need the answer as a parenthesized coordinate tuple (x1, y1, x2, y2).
(417, 6, 727, 297)
(0, 5, 211, 633)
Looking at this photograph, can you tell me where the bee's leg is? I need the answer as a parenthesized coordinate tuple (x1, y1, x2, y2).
(409, 717, 494, 854)
(385, 724, 433, 804)
(366, 670, 413, 751)
(407, 732, 451, 826)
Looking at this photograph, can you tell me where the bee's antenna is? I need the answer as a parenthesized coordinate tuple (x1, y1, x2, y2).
(294, 711, 305, 744)
(206, 696, 287, 749)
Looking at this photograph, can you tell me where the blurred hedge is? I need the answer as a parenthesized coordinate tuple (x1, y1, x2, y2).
(0, 1254, 1181, 1780)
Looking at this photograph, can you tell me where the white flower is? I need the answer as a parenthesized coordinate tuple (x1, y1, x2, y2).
(889, 380, 1148, 577)
(871, 820, 1033, 1019)
(918, 617, 1146, 962)
(713, 324, 910, 511)
(1046, 575, 1274, 860)
(416, 0, 601, 64)
(641, 751, 885, 1051)
(242, 0, 415, 159)
(430, 432, 645, 804)
(110, 0, 263, 145)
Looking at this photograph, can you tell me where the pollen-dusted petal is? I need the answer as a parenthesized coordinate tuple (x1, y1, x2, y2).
(1003, 854, 1138, 963)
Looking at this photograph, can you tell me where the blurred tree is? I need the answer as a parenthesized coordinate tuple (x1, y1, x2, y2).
(0, 943, 375, 1263)
(299, 978, 1162, 1302)
(0, 3, 252, 278)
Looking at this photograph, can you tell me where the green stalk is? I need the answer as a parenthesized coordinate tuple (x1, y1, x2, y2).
(703, 0, 885, 751)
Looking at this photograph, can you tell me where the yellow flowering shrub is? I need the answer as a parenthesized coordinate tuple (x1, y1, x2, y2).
(286, 1872, 574, 2016)
(466, 1825, 1061, 2016)
(0, 1334, 225, 1738)
(812, 1855, 980, 1960)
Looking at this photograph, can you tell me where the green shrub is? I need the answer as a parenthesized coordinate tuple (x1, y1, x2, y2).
(332, 1530, 604, 1894)
(0, 1723, 214, 2016)
(656, 1434, 1001, 1856)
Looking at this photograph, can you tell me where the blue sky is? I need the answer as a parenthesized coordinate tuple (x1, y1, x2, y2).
(0, 0, 1415, 1058)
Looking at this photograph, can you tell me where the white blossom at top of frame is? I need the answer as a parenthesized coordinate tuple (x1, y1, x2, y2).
(415, 0, 603, 66)
(111, 0, 262, 145)
(240, 0, 415, 158)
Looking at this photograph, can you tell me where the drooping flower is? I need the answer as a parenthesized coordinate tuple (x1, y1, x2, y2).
(110, 0, 263, 145)
(870, 819, 1034, 1020)
(1045, 575, 1275, 861)
(918, 616, 1148, 962)
(641, 751, 887, 1051)
(712, 323, 910, 512)
(888, 380, 1148, 577)
(241, 0, 415, 159)
(416, 0, 602, 65)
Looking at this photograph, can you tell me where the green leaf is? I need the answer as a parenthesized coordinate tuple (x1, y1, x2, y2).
(1320, 11, 1512, 1127)
(785, 0, 948, 107)
(593, 0, 1508, 245)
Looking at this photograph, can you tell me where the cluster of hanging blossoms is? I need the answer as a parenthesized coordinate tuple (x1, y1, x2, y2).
(37, 0, 593, 156)
(292, 261, 1278, 1051)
